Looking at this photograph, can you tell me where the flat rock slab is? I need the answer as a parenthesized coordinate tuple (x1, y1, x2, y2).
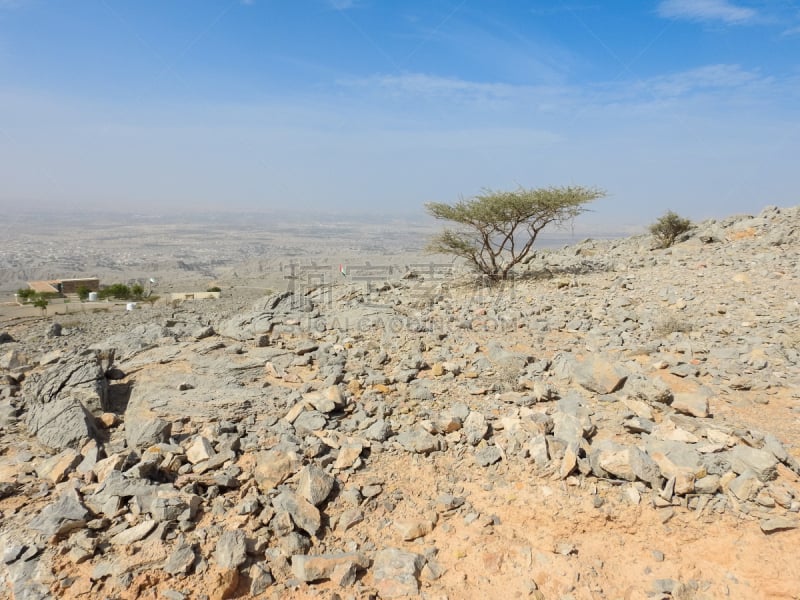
(291, 552, 370, 582)
(671, 392, 710, 418)
(29, 487, 89, 537)
(36, 448, 82, 483)
(760, 517, 799, 533)
(109, 520, 157, 545)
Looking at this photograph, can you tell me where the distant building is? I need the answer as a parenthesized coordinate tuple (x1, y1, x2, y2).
(27, 277, 100, 295)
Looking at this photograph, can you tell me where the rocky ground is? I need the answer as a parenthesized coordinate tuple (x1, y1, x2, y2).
(1, 205, 799, 600)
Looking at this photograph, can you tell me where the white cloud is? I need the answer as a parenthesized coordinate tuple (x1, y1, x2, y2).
(657, 0, 757, 24)
(341, 73, 574, 113)
(640, 64, 764, 97)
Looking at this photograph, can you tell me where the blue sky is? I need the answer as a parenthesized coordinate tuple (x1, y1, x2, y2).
(1, 1, 798, 227)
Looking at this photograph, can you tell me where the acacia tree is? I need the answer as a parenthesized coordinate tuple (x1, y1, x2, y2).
(425, 185, 605, 281)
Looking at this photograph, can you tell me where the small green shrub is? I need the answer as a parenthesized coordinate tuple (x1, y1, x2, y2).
(99, 283, 131, 300)
(131, 284, 145, 300)
(649, 210, 692, 248)
(207, 286, 222, 293)
(16, 288, 36, 301)
(76, 285, 90, 301)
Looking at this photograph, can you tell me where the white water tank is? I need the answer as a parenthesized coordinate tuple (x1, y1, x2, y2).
(88, 292, 98, 302)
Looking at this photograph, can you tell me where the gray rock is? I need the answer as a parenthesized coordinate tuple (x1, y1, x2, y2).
(552, 411, 585, 446)
(728, 470, 762, 501)
(93, 323, 169, 360)
(249, 563, 274, 594)
(373, 547, 425, 598)
(5, 552, 51, 600)
(527, 434, 550, 467)
(3, 543, 25, 564)
(292, 410, 327, 436)
(763, 434, 789, 463)
(29, 486, 89, 537)
(215, 529, 248, 569)
(625, 375, 673, 404)
(760, 517, 799, 533)
(589, 440, 661, 488)
(463, 411, 489, 446)
(151, 495, 195, 522)
(363, 419, 392, 441)
(22, 348, 108, 415)
(487, 343, 530, 371)
(728, 445, 778, 482)
(109, 520, 157, 545)
(273, 491, 321, 536)
(291, 552, 370, 582)
(623, 416, 654, 434)
(164, 543, 196, 575)
(46, 322, 63, 337)
(572, 355, 628, 394)
(125, 416, 172, 450)
(395, 429, 442, 454)
(694, 474, 720, 494)
(24, 395, 99, 450)
(671, 392, 710, 418)
(296, 464, 335, 506)
(475, 446, 502, 467)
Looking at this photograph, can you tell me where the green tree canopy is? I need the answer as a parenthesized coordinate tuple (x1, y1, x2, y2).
(425, 185, 605, 280)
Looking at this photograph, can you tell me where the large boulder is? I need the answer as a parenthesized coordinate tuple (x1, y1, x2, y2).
(25, 395, 98, 451)
(22, 349, 109, 449)
(22, 348, 108, 415)
(216, 292, 310, 341)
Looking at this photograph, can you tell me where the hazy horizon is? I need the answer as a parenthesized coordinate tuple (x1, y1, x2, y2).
(1, 1, 798, 228)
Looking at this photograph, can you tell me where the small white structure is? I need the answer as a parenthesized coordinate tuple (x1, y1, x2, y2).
(126, 302, 137, 311)
(88, 292, 98, 302)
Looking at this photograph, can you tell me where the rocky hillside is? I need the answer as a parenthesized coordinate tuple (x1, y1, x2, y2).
(1, 205, 799, 600)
